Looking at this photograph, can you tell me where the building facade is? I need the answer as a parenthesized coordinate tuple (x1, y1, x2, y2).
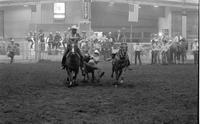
(0, 0, 198, 43)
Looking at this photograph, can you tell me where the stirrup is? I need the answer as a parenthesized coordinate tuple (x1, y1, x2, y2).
(61, 66, 65, 70)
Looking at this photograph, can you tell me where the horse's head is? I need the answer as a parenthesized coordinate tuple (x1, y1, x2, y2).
(71, 43, 76, 55)
(66, 44, 80, 71)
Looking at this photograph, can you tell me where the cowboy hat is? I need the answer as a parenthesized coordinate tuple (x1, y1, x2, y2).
(10, 38, 14, 42)
(94, 50, 100, 54)
(71, 25, 78, 30)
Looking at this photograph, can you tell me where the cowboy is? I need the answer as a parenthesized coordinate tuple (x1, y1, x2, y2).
(134, 42, 142, 65)
(38, 29, 45, 51)
(26, 32, 34, 49)
(161, 40, 169, 64)
(79, 31, 89, 55)
(47, 32, 54, 49)
(38, 29, 45, 43)
(115, 30, 123, 42)
(62, 29, 70, 49)
(192, 39, 199, 64)
(61, 25, 83, 69)
(7, 38, 16, 64)
(151, 40, 156, 64)
(107, 32, 115, 43)
(53, 31, 62, 49)
(174, 32, 183, 43)
(85, 50, 105, 77)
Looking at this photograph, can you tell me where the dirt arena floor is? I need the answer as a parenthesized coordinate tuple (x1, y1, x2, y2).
(0, 62, 198, 124)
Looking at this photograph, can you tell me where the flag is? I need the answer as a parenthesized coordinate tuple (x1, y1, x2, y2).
(83, 0, 90, 19)
(128, 4, 139, 22)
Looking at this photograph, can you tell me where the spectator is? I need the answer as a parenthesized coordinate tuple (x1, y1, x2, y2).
(47, 32, 54, 49)
(7, 38, 16, 64)
(174, 32, 183, 43)
(115, 30, 123, 42)
(107, 32, 115, 43)
(151, 41, 156, 64)
(134, 42, 142, 65)
(53, 31, 62, 49)
(192, 39, 199, 64)
(38, 29, 45, 51)
(63, 30, 69, 49)
(26, 32, 34, 49)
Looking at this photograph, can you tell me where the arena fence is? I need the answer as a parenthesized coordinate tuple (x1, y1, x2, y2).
(0, 39, 195, 64)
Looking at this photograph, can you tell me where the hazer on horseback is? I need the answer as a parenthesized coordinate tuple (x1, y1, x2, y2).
(61, 25, 84, 87)
(111, 42, 130, 86)
(61, 25, 84, 72)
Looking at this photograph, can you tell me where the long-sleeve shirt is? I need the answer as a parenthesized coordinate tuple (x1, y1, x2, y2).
(192, 42, 199, 51)
(134, 44, 142, 51)
(7, 43, 16, 52)
(174, 35, 183, 42)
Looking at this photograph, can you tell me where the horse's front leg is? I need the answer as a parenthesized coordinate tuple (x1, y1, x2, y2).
(91, 71, 95, 83)
(67, 71, 73, 87)
(120, 68, 126, 84)
(118, 69, 123, 84)
(73, 72, 79, 86)
(10, 56, 14, 64)
(114, 71, 119, 87)
(182, 53, 185, 64)
(111, 65, 114, 78)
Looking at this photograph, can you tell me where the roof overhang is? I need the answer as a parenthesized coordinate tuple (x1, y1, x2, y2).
(0, 0, 198, 9)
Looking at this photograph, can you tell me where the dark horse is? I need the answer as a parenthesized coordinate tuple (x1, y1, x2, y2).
(64, 44, 81, 87)
(111, 50, 129, 87)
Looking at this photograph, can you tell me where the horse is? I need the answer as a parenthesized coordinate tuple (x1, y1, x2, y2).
(111, 49, 129, 87)
(64, 43, 81, 87)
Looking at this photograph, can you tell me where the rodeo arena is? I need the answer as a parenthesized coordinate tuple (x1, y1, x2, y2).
(0, 0, 199, 123)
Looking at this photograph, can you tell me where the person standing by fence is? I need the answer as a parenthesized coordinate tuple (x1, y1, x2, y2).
(115, 30, 123, 43)
(26, 32, 34, 49)
(192, 39, 199, 64)
(47, 32, 54, 49)
(134, 42, 142, 65)
(7, 38, 16, 64)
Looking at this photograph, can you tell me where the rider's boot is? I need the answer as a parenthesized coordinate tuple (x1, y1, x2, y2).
(61, 50, 68, 70)
(61, 57, 66, 70)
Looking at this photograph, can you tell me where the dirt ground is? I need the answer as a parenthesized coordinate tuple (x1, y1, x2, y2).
(0, 62, 198, 124)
